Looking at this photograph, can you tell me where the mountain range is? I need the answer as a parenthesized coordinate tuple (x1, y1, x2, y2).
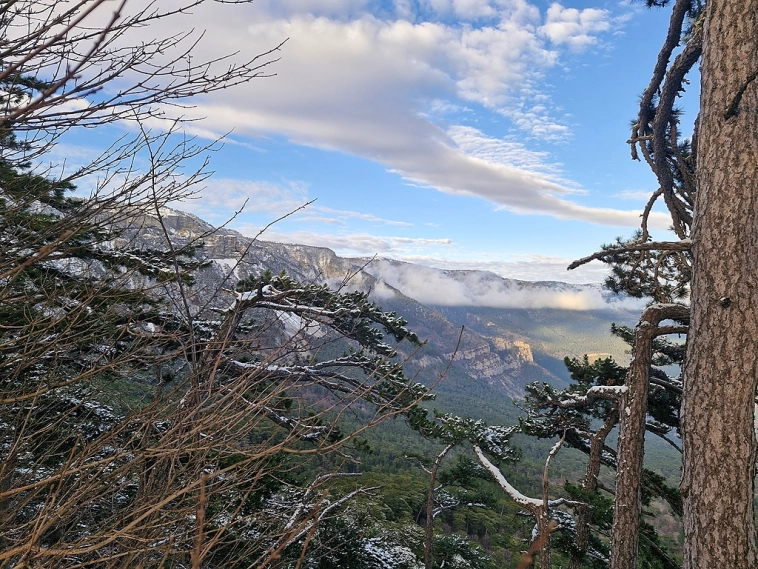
(125, 207, 641, 419)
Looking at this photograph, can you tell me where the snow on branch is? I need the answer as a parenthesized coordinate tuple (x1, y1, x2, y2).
(473, 445, 543, 509)
(222, 356, 429, 405)
(234, 392, 331, 442)
(224, 359, 363, 389)
(283, 472, 365, 532)
(283, 485, 381, 546)
(543, 385, 629, 408)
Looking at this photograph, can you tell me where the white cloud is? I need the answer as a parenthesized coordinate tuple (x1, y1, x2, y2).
(539, 3, 611, 49)
(174, 177, 416, 229)
(298, 215, 347, 225)
(392, 237, 454, 245)
(614, 189, 655, 201)
(315, 206, 413, 226)
(501, 104, 571, 141)
(236, 227, 454, 256)
(362, 258, 644, 310)
(448, 125, 569, 181)
(242, 0, 371, 19)
(394, 0, 417, 21)
(451, 0, 498, 19)
(35, 143, 103, 175)
(86, 1, 645, 227)
(171, 178, 310, 223)
(396, 254, 609, 283)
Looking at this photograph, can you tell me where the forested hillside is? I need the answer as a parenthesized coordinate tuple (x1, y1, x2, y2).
(2, 1, 734, 568)
(129, 206, 642, 398)
(1, 175, 684, 568)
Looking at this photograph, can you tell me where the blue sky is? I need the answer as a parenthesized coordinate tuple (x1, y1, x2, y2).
(63, 0, 699, 283)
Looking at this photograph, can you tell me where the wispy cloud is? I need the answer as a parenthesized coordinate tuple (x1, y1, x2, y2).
(614, 189, 655, 201)
(173, 178, 310, 223)
(111, 0, 655, 227)
(315, 206, 413, 226)
(448, 125, 573, 182)
(171, 176, 414, 229)
(237, 227, 454, 256)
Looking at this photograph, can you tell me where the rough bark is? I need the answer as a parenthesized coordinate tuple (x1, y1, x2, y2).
(535, 512, 552, 569)
(681, 1, 758, 566)
(610, 304, 689, 569)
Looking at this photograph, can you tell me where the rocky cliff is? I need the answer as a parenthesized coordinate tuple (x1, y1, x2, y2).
(123, 207, 633, 399)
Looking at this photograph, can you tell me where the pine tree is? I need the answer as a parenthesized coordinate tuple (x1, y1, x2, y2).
(521, 350, 682, 568)
(679, 0, 758, 564)
(571, 0, 758, 565)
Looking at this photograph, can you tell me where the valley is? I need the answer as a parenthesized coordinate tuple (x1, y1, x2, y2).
(122, 207, 683, 565)
(132, 207, 641, 404)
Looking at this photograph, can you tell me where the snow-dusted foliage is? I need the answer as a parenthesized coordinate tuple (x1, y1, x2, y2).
(430, 534, 493, 569)
(1, 165, 435, 566)
(416, 412, 519, 461)
(362, 538, 423, 569)
(518, 345, 683, 565)
(1, 187, 431, 566)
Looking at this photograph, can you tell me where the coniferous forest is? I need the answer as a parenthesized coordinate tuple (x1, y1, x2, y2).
(1, 1, 756, 568)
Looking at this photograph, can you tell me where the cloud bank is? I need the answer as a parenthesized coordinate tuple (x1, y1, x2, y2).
(364, 258, 645, 310)
(396, 254, 612, 284)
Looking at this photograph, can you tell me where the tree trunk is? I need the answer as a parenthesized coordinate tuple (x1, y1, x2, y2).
(425, 445, 453, 569)
(536, 513, 551, 569)
(611, 304, 688, 569)
(681, 1, 758, 566)
(569, 411, 617, 569)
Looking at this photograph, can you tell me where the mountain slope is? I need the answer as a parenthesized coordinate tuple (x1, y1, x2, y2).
(125, 208, 637, 408)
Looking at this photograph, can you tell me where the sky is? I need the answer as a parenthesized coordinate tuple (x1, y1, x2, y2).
(60, 0, 699, 284)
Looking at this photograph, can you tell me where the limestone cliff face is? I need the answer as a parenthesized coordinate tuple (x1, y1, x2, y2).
(437, 335, 538, 396)
(455, 348, 510, 377)
(125, 207, 555, 398)
(513, 341, 533, 362)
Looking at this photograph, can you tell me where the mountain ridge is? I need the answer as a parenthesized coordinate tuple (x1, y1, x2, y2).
(124, 207, 637, 402)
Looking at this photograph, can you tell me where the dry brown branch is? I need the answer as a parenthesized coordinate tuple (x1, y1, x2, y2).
(0, 2, 432, 567)
(515, 519, 559, 569)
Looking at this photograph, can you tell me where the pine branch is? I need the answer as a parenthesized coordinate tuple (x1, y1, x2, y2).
(568, 240, 691, 271)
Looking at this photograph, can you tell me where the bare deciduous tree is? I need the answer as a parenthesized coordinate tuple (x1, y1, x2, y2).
(0, 2, 432, 567)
